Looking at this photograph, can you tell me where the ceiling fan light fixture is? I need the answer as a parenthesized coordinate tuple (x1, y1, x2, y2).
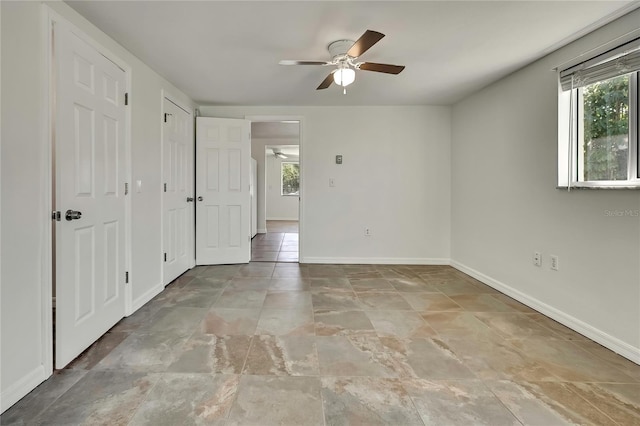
(333, 67, 355, 87)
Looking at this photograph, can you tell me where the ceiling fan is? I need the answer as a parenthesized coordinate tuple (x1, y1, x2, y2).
(272, 148, 288, 159)
(279, 30, 405, 93)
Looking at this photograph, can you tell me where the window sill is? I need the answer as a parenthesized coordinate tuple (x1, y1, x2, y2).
(556, 184, 640, 190)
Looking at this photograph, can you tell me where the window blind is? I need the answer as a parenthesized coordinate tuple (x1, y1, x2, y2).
(559, 37, 640, 91)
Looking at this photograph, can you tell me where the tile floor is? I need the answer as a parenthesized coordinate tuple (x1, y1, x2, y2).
(251, 220, 298, 263)
(2, 263, 639, 425)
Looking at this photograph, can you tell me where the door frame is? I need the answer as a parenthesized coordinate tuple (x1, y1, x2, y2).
(43, 6, 133, 376)
(160, 89, 195, 286)
(245, 116, 305, 262)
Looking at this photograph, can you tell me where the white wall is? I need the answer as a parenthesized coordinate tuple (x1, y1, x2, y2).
(1, 1, 194, 411)
(266, 154, 300, 221)
(202, 106, 451, 264)
(451, 9, 640, 362)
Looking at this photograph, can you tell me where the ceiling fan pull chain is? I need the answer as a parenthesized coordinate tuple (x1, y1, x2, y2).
(343, 87, 347, 95)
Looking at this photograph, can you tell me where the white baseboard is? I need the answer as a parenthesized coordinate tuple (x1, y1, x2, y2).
(1, 365, 48, 413)
(129, 281, 164, 315)
(266, 217, 299, 221)
(451, 260, 640, 365)
(257, 229, 267, 234)
(301, 257, 451, 265)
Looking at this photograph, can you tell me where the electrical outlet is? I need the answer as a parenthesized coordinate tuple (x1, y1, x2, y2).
(533, 251, 541, 267)
(550, 255, 559, 271)
(364, 227, 372, 237)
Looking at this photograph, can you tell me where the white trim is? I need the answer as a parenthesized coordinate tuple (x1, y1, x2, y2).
(130, 281, 164, 315)
(451, 260, 640, 365)
(266, 217, 299, 221)
(0, 365, 47, 413)
(41, 4, 55, 385)
(257, 228, 267, 234)
(301, 257, 451, 265)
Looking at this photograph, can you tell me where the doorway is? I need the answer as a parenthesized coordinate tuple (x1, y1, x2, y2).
(248, 120, 301, 263)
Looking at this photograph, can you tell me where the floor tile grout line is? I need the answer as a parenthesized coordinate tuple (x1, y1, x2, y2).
(124, 372, 164, 426)
(484, 381, 526, 426)
(556, 380, 624, 426)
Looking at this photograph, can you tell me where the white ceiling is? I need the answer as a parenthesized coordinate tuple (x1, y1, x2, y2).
(66, 1, 637, 106)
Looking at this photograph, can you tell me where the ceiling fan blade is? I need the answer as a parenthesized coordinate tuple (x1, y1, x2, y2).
(279, 60, 329, 66)
(347, 30, 385, 58)
(359, 62, 405, 74)
(316, 73, 335, 90)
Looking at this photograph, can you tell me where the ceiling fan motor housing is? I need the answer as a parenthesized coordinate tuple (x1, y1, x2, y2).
(328, 39, 355, 61)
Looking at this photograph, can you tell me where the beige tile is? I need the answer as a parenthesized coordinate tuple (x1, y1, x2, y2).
(366, 310, 438, 338)
(168, 335, 251, 374)
(200, 308, 260, 335)
(355, 290, 413, 310)
(401, 292, 463, 312)
(316, 336, 402, 377)
(349, 277, 395, 291)
(474, 312, 561, 340)
(129, 374, 238, 426)
(269, 278, 310, 291)
(573, 340, 640, 382)
(11, 262, 639, 426)
(380, 337, 476, 379)
(569, 382, 640, 425)
(227, 376, 323, 426)
(321, 377, 423, 425)
(314, 310, 375, 336)
(489, 380, 618, 425)
(243, 335, 318, 376)
(508, 337, 636, 382)
(256, 308, 315, 336)
(213, 289, 266, 309)
(263, 290, 312, 310)
(406, 379, 520, 425)
(448, 294, 515, 312)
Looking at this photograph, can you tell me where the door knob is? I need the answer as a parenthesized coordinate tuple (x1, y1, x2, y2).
(197, 196, 203, 202)
(65, 210, 82, 221)
(186, 197, 194, 202)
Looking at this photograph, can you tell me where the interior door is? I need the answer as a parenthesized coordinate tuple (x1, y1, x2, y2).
(162, 98, 193, 284)
(251, 157, 258, 238)
(55, 22, 127, 368)
(195, 117, 251, 265)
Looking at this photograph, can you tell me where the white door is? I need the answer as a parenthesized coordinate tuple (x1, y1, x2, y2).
(195, 117, 251, 265)
(55, 22, 127, 368)
(162, 98, 193, 284)
(250, 157, 258, 238)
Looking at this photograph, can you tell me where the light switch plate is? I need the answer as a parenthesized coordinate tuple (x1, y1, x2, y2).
(336, 155, 343, 164)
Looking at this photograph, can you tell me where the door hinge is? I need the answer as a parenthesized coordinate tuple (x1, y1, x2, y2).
(164, 253, 167, 262)
(51, 210, 61, 221)
(164, 183, 167, 192)
(164, 113, 172, 123)
(124, 182, 129, 195)
(124, 93, 129, 106)
(125, 271, 129, 284)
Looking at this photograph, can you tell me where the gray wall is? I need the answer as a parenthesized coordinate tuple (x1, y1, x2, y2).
(451, 9, 640, 361)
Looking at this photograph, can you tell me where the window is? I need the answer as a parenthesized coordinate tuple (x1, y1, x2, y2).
(281, 162, 299, 195)
(558, 38, 640, 188)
